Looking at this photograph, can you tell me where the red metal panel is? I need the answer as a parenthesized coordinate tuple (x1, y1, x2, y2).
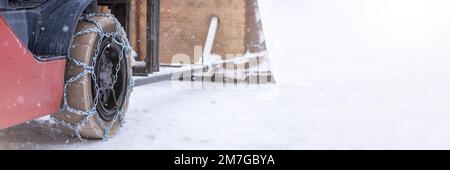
(0, 16, 66, 129)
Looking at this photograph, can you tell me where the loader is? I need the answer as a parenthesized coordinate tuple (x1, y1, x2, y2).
(0, 0, 160, 139)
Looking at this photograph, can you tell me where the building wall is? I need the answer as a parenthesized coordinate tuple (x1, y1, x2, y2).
(160, 0, 265, 64)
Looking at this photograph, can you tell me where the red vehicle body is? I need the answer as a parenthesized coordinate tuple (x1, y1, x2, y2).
(0, 16, 66, 129)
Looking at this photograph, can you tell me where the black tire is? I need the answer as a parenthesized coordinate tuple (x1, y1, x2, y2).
(52, 14, 133, 140)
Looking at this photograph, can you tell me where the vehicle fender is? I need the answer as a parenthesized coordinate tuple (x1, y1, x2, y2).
(33, 0, 94, 57)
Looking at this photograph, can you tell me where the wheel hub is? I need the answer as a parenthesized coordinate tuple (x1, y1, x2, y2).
(93, 39, 128, 122)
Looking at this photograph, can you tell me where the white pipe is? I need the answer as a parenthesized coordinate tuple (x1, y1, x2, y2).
(202, 16, 219, 64)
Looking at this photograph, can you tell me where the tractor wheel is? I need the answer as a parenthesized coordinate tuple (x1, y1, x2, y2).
(52, 14, 133, 140)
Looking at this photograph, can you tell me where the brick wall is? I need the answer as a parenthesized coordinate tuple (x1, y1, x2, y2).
(160, 0, 266, 64)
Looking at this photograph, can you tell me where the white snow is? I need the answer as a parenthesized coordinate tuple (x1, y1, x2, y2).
(1, 0, 450, 149)
(62, 25, 69, 32)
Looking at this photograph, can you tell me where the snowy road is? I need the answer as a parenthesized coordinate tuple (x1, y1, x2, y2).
(2, 0, 450, 149)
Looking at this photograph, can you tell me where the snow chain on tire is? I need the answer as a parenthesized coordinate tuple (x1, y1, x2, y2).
(51, 13, 134, 141)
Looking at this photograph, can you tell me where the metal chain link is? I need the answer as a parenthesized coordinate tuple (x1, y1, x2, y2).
(51, 13, 134, 141)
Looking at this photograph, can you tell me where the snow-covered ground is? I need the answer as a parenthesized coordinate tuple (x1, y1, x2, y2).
(2, 0, 450, 149)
